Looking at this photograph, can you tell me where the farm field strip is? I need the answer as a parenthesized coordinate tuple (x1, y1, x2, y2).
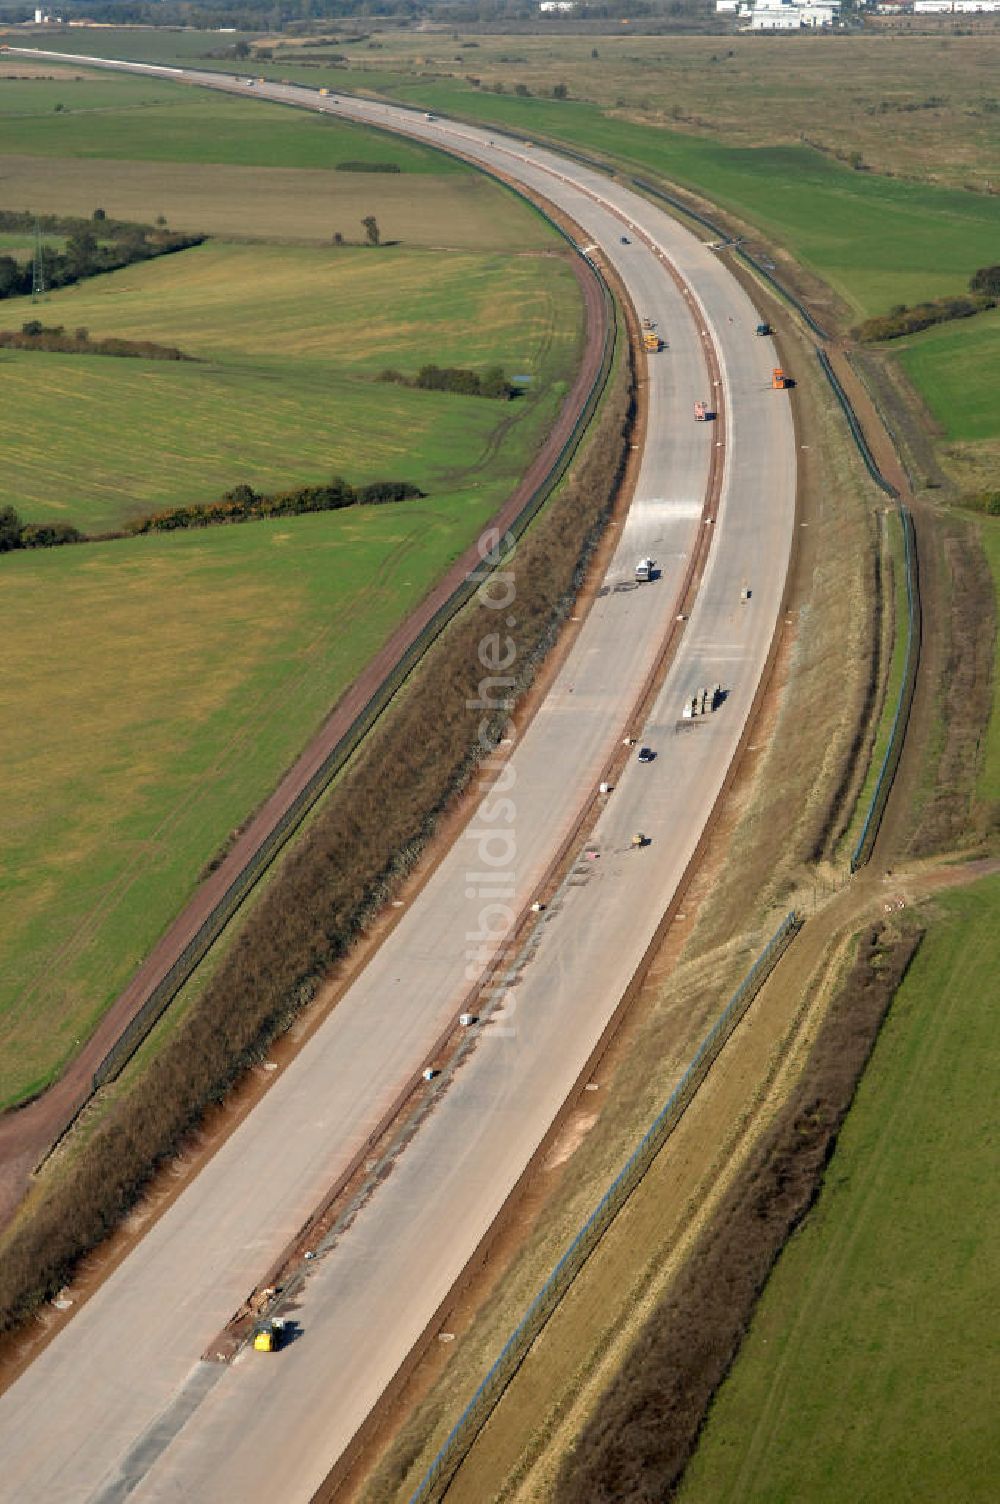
(679, 876, 1000, 1504)
(0, 152, 549, 251)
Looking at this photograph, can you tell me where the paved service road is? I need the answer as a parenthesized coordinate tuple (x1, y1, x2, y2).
(0, 54, 796, 1504)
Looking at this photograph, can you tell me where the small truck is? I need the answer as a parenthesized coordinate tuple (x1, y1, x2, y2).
(635, 557, 654, 582)
(253, 1318, 287, 1353)
(694, 400, 708, 421)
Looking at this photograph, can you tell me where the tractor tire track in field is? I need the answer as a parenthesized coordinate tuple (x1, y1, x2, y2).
(0, 256, 608, 1228)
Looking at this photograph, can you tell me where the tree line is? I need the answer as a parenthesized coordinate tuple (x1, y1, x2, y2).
(1, 322, 192, 362)
(127, 476, 424, 534)
(0, 477, 422, 557)
(378, 363, 516, 398)
(856, 264, 1000, 343)
(0, 211, 205, 304)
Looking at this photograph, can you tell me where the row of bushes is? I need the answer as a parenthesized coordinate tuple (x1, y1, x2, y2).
(336, 160, 400, 173)
(958, 488, 1000, 517)
(555, 923, 923, 1503)
(2, 322, 192, 362)
(0, 478, 422, 558)
(0, 325, 632, 1336)
(0, 221, 205, 303)
(857, 264, 1000, 342)
(125, 477, 423, 535)
(0, 506, 82, 554)
(0, 208, 175, 240)
(378, 363, 516, 400)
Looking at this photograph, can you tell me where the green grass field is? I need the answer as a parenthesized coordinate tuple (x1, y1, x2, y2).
(976, 521, 1000, 810)
(0, 70, 461, 171)
(0, 494, 528, 1109)
(679, 877, 1000, 1503)
(895, 307, 1000, 445)
(3, 242, 579, 532)
(841, 509, 911, 857)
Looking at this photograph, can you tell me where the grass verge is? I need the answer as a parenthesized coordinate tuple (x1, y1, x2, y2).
(974, 519, 1000, 828)
(679, 878, 999, 1503)
(839, 507, 909, 860)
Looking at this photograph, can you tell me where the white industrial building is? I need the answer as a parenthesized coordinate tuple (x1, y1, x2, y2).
(742, 0, 841, 27)
(720, 0, 841, 27)
(913, 0, 1000, 10)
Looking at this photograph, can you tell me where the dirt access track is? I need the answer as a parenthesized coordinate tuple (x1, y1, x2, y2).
(0, 203, 609, 1229)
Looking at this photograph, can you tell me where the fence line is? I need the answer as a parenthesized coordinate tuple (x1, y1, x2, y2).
(851, 506, 920, 871)
(815, 348, 898, 497)
(89, 267, 617, 1094)
(410, 910, 803, 1504)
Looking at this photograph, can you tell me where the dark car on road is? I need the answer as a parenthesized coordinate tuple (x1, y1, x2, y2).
(637, 746, 656, 763)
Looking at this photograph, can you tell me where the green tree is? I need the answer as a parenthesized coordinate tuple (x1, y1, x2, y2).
(362, 215, 380, 246)
(0, 505, 23, 553)
(66, 227, 98, 274)
(970, 264, 1000, 297)
(0, 255, 21, 298)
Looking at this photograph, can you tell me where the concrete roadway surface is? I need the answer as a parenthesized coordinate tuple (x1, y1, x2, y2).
(0, 55, 795, 1504)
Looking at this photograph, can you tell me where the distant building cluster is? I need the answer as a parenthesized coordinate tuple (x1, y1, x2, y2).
(717, 0, 998, 22)
(29, 7, 62, 19)
(715, 0, 841, 27)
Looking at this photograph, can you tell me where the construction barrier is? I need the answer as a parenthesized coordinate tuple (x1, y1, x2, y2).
(851, 506, 920, 871)
(815, 348, 899, 497)
(410, 910, 803, 1503)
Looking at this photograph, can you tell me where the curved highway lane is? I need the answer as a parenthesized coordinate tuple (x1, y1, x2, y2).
(0, 52, 796, 1504)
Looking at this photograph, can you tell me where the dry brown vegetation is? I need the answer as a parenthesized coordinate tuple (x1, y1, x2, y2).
(0, 332, 634, 1335)
(906, 511, 997, 853)
(553, 921, 923, 1504)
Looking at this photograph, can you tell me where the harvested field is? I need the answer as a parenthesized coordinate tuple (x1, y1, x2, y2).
(0, 153, 547, 249)
(680, 879, 1000, 1503)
